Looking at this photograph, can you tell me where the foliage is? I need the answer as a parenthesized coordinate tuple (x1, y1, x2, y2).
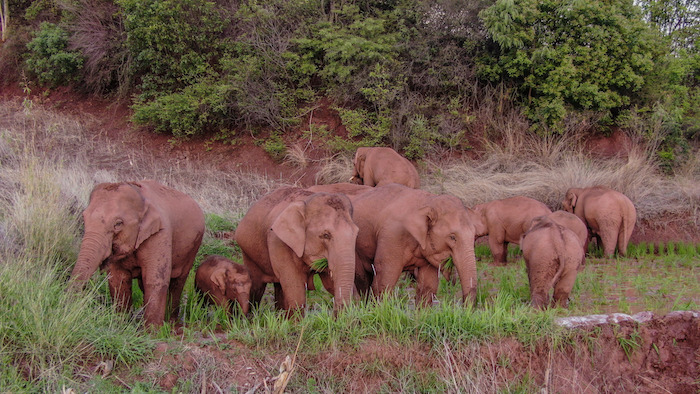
(479, 0, 661, 130)
(117, 0, 225, 99)
(25, 22, 83, 86)
(131, 81, 232, 138)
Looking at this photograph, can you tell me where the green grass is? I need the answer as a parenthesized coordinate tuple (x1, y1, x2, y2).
(1, 101, 698, 392)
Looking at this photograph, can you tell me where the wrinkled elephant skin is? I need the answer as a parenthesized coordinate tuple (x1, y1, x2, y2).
(521, 217, 583, 308)
(70, 180, 205, 327)
(350, 184, 479, 306)
(234, 187, 359, 316)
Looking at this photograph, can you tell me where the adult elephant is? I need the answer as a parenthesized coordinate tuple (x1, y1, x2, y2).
(195, 255, 252, 316)
(561, 186, 636, 257)
(472, 196, 552, 265)
(69, 180, 205, 327)
(529, 210, 588, 268)
(234, 187, 359, 316)
(351, 147, 421, 188)
(350, 184, 480, 305)
(520, 216, 583, 308)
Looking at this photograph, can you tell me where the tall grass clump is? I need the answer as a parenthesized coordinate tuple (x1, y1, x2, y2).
(0, 129, 153, 390)
(425, 118, 700, 224)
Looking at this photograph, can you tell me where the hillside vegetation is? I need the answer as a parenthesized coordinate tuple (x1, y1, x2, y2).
(1, 0, 698, 170)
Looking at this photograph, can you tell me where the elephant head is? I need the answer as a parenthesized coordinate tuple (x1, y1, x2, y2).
(350, 147, 369, 184)
(210, 265, 252, 315)
(562, 188, 582, 212)
(404, 195, 478, 304)
(271, 192, 359, 311)
(70, 182, 161, 286)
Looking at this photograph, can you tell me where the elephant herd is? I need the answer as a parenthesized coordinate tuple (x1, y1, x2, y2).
(68, 147, 637, 327)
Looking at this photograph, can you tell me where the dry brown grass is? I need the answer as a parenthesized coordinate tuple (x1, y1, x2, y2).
(421, 123, 700, 224)
(0, 100, 283, 218)
(314, 153, 354, 185)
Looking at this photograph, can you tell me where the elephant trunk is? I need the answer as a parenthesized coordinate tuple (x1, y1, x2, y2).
(237, 293, 251, 316)
(70, 232, 112, 287)
(328, 244, 356, 313)
(453, 239, 478, 306)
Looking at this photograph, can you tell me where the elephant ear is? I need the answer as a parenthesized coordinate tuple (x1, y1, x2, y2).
(271, 201, 307, 258)
(566, 190, 578, 210)
(136, 198, 162, 248)
(210, 268, 228, 293)
(404, 205, 436, 250)
(354, 148, 367, 178)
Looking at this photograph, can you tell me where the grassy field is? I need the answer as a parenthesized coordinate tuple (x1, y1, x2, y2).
(0, 100, 698, 392)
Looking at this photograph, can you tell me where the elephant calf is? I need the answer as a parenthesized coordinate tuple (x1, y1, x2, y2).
(529, 210, 588, 269)
(520, 217, 584, 308)
(195, 255, 252, 316)
(472, 196, 552, 265)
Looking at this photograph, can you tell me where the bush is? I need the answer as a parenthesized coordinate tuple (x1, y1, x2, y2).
(479, 0, 660, 130)
(131, 82, 232, 138)
(25, 22, 84, 87)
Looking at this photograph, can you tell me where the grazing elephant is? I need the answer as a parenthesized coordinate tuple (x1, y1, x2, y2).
(529, 210, 588, 268)
(195, 255, 252, 316)
(561, 186, 636, 257)
(351, 147, 421, 188)
(308, 182, 373, 197)
(350, 184, 479, 306)
(234, 187, 359, 316)
(472, 196, 552, 265)
(520, 216, 583, 308)
(69, 180, 205, 327)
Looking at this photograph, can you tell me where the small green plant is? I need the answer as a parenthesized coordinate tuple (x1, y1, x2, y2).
(259, 132, 287, 162)
(25, 22, 84, 87)
(310, 258, 328, 272)
(616, 327, 642, 362)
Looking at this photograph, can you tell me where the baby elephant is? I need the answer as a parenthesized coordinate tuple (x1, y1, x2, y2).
(520, 217, 584, 308)
(195, 255, 252, 316)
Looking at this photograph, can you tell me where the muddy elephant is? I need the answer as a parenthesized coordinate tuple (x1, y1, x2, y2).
(351, 147, 421, 188)
(350, 184, 479, 306)
(520, 216, 583, 308)
(529, 210, 588, 268)
(234, 187, 359, 316)
(472, 196, 552, 265)
(195, 255, 252, 316)
(69, 180, 205, 327)
(561, 186, 636, 257)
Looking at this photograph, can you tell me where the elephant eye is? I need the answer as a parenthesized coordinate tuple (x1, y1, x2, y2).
(320, 232, 332, 240)
(114, 219, 124, 230)
(449, 234, 456, 241)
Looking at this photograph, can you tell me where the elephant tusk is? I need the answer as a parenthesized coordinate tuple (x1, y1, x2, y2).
(372, 264, 376, 276)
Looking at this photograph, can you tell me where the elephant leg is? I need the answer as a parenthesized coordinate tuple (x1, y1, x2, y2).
(167, 275, 189, 320)
(617, 229, 630, 257)
(354, 254, 374, 300)
(552, 266, 577, 308)
(489, 235, 507, 265)
(526, 260, 549, 309)
(108, 268, 132, 313)
(249, 280, 266, 310)
(278, 270, 307, 315)
(371, 256, 404, 300)
(599, 228, 618, 257)
(414, 265, 439, 307)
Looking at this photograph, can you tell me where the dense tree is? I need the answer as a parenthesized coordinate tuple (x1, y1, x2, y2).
(479, 0, 662, 129)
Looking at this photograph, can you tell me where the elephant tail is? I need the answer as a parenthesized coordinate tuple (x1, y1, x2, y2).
(549, 223, 569, 291)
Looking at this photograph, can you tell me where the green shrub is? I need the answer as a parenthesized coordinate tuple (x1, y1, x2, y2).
(479, 0, 660, 129)
(25, 22, 83, 87)
(131, 82, 232, 138)
(118, 0, 225, 98)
